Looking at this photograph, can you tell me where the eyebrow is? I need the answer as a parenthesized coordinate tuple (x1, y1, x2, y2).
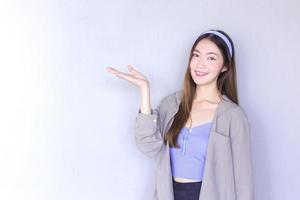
(193, 49, 219, 56)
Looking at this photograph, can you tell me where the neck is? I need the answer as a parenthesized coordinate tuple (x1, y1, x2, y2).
(194, 83, 221, 102)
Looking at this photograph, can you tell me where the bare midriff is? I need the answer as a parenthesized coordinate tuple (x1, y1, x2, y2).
(173, 177, 201, 183)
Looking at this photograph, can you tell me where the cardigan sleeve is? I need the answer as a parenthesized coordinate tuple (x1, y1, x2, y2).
(134, 95, 170, 158)
(230, 106, 255, 200)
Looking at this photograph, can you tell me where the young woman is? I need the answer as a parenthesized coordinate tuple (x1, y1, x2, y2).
(106, 29, 255, 200)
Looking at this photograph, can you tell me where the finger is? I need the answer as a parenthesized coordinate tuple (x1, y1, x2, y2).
(107, 66, 139, 84)
(127, 64, 143, 76)
(106, 66, 115, 71)
(106, 67, 114, 73)
(106, 67, 122, 75)
(115, 72, 137, 84)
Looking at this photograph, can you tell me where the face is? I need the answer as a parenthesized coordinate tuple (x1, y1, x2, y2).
(190, 38, 227, 87)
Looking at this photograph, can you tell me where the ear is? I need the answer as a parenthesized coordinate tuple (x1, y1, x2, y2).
(221, 66, 228, 72)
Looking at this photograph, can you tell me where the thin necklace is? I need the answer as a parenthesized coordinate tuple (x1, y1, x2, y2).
(195, 99, 220, 104)
(194, 93, 222, 105)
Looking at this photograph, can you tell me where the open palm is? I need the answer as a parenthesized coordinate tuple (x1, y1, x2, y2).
(106, 64, 149, 89)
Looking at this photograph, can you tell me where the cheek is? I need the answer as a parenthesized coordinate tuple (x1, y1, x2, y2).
(190, 59, 197, 66)
(189, 62, 196, 71)
(211, 62, 223, 72)
(189, 67, 194, 76)
(207, 65, 223, 78)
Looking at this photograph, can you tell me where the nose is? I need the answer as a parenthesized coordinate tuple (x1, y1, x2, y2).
(196, 56, 206, 68)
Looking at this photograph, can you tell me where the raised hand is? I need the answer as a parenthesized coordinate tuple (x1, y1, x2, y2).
(106, 64, 149, 89)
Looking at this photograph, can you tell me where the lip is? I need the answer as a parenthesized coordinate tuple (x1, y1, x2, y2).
(195, 70, 208, 76)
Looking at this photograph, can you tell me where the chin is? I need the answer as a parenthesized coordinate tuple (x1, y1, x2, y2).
(192, 77, 215, 86)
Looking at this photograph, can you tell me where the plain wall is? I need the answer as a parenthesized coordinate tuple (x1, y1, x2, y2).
(0, 0, 299, 199)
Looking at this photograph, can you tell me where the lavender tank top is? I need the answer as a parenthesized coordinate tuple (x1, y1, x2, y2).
(169, 122, 212, 181)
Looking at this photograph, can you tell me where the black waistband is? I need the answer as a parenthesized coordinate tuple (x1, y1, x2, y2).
(172, 179, 202, 190)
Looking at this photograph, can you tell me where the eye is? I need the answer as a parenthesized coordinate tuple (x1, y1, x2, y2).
(208, 57, 216, 61)
(192, 53, 199, 57)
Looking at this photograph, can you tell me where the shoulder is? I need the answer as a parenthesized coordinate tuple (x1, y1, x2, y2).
(159, 91, 249, 121)
(155, 90, 181, 118)
(226, 102, 250, 130)
(158, 90, 179, 106)
(217, 98, 251, 138)
(220, 95, 248, 118)
(228, 103, 249, 122)
(217, 95, 250, 130)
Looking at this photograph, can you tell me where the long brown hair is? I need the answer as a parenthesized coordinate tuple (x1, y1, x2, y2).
(165, 29, 238, 148)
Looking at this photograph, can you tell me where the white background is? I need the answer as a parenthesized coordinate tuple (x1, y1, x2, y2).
(0, 0, 299, 199)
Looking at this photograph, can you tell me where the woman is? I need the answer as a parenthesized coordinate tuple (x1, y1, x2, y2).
(106, 29, 255, 200)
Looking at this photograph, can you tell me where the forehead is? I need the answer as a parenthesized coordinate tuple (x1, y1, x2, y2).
(194, 38, 221, 56)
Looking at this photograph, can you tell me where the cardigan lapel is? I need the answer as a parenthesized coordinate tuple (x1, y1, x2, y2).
(162, 90, 233, 200)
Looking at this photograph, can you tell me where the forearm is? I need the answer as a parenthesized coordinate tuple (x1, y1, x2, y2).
(139, 85, 151, 114)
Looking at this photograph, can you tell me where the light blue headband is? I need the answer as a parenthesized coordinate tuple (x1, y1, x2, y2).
(201, 30, 233, 58)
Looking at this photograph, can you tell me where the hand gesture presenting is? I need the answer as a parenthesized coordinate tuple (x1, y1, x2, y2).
(106, 64, 149, 89)
(106, 64, 152, 114)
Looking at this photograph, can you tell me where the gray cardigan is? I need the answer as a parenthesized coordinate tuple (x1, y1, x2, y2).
(134, 90, 255, 200)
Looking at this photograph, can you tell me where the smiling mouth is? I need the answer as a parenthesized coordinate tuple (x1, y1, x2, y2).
(195, 70, 208, 76)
